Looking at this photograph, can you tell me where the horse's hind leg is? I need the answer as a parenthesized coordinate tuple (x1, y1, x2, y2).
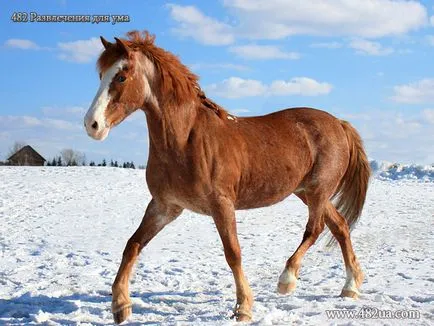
(324, 202, 364, 298)
(277, 190, 326, 294)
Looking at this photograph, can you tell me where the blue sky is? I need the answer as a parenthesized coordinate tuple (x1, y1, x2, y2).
(1, 0, 434, 164)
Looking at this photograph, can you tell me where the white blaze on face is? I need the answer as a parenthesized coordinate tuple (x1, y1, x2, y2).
(84, 59, 127, 140)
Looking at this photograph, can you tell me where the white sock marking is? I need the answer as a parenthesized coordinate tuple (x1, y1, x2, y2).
(279, 268, 297, 285)
(343, 268, 360, 294)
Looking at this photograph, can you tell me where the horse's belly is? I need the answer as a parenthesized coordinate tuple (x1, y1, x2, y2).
(235, 180, 298, 210)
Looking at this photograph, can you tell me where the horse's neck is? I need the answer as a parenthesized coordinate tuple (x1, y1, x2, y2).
(146, 101, 198, 159)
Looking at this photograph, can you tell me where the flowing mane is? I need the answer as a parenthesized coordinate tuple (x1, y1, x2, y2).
(97, 30, 229, 118)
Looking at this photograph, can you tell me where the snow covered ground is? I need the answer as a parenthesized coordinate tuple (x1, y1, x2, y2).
(0, 166, 433, 325)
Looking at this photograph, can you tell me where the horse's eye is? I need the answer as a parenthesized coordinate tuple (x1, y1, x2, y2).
(117, 75, 126, 83)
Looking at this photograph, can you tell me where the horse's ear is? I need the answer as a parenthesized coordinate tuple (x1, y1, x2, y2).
(100, 36, 112, 50)
(114, 37, 129, 54)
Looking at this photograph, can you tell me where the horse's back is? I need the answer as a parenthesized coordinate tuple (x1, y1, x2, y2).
(235, 107, 346, 159)
(238, 107, 341, 129)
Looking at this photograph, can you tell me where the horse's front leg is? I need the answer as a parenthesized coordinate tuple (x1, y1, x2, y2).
(212, 196, 253, 322)
(111, 199, 182, 324)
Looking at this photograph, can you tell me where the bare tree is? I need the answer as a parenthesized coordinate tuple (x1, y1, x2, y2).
(61, 148, 85, 166)
(61, 149, 74, 166)
(80, 153, 87, 166)
(7, 141, 26, 158)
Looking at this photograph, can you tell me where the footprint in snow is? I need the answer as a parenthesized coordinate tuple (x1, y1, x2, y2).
(397, 272, 412, 279)
(410, 295, 434, 303)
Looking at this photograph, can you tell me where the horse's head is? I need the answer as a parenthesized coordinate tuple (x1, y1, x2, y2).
(84, 36, 155, 140)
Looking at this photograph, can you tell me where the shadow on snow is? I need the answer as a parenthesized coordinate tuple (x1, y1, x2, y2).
(0, 290, 229, 325)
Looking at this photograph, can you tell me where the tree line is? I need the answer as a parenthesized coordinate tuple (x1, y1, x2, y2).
(47, 150, 141, 169)
(5, 142, 143, 169)
(47, 155, 139, 169)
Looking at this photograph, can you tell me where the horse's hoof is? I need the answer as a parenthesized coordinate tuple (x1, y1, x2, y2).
(277, 281, 296, 295)
(236, 313, 252, 322)
(231, 303, 252, 322)
(341, 289, 359, 299)
(113, 305, 132, 324)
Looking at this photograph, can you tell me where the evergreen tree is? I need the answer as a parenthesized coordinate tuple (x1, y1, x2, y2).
(102, 159, 107, 167)
(114, 160, 118, 167)
(51, 158, 57, 166)
(130, 162, 135, 169)
(110, 159, 114, 167)
(123, 162, 127, 168)
(57, 156, 62, 166)
(89, 161, 95, 167)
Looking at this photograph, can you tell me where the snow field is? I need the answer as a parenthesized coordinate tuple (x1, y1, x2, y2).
(0, 166, 433, 325)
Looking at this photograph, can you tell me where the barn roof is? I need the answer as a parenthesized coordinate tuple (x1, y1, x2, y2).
(8, 145, 46, 162)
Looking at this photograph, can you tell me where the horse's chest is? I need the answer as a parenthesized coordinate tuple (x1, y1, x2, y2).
(146, 166, 212, 215)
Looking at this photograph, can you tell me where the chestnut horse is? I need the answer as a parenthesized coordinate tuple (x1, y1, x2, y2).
(84, 31, 370, 324)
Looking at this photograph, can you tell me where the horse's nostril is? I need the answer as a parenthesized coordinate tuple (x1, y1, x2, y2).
(91, 121, 98, 130)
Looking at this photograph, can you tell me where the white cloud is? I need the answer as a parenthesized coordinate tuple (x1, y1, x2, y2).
(426, 35, 434, 46)
(269, 78, 332, 96)
(223, 0, 428, 39)
(0, 116, 42, 127)
(57, 37, 103, 63)
(167, 4, 234, 45)
(342, 110, 434, 164)
(0, 116, 41, 128)
(206, 76, 332, 98)
(22, 116, 42, 126)
(310, 42, 343, 49)
(0, 115, 80, 131)
(422, 109, 434, 124)
(45, 119, 81, 131)
(206, 77, 267, 98)
(349, 39, 394, 56)
(392, 79, 434, 104)
(431, 15, 434, 26)
(189, 62, 249, 71)
(394, 114, 421, 131)
(5, 39, 40, 50)
(43, 106, 86, 117)
(168, 2, 428, 47)
(5, 37, 102, 63)
(229, 44, 300, 60)
(0, 131, 10, 141)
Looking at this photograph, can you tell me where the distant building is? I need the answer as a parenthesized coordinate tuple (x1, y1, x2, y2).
(7, 145, 46, 166)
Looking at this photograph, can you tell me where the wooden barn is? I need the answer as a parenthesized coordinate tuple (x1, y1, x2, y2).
(7, 145, 46, 166)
